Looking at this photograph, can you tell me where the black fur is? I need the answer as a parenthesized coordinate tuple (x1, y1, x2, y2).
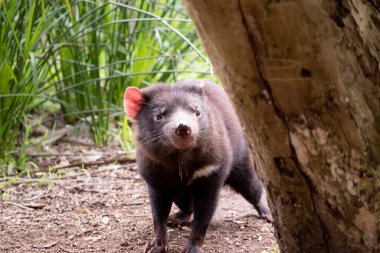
(131, 80, 271, 253)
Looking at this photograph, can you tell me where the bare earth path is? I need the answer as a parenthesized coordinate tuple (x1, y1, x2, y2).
(0, 146, 276, 253)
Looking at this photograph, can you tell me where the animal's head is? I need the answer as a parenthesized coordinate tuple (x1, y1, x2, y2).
(123, 82, 210, 152)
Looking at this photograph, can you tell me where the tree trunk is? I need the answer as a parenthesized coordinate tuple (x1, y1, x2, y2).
(184, 0, 380, 252)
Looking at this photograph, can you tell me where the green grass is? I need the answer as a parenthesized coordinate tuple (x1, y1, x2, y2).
(0, 0, 55, 175)
(0, 0, 212, 176)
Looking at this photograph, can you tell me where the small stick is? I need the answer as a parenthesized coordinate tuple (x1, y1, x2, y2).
(124, 201, 144, 206)
(1, 163, 137, 188)
(26, 153, 104, 157)
(53, 158, 135, 170)
(5, 201, 34, 211)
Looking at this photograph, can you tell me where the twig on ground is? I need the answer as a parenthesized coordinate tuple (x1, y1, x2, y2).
(124, 201, 144, 206)
(4, 201, 34, 211)
(0, 163, 137, 188)
(53, 158, 135, 170)
(3, 157, 136, 178)
(60, 138, 95, 146)
(26, 153, 105, 157)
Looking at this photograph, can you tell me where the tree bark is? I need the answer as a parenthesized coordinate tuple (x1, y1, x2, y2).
(184, 0, 380, 252)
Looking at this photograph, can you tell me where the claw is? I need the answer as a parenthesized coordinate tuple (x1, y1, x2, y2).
(144, 239, 168, 253)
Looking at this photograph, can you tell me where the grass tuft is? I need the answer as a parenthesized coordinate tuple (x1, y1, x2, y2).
(0, 0, 212, 176)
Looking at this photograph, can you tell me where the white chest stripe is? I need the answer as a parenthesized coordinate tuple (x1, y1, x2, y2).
(189, 165, 219, 183)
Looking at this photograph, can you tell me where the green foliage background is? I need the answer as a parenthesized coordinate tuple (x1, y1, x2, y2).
(0, 0, 212, 175)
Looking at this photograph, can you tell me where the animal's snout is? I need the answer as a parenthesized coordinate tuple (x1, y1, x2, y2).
(175, 123, 192, 137)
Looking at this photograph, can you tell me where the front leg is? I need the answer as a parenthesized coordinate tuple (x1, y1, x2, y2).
(144, 186, 173, 253)
(184, 177, 221, 253)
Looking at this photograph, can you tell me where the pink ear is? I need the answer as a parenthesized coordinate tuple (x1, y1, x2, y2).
(124, 87, 144, 119)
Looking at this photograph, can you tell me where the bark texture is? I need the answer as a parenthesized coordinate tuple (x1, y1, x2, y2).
(184, 0, 380, 252)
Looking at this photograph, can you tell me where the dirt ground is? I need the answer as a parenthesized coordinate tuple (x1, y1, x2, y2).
(0, 142, 276, 253)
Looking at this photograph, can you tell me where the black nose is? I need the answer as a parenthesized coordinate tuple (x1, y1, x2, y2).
(175, 123, 192, 136)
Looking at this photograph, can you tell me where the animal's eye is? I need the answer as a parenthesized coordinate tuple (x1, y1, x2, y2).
(191, 106, 201, 117)
(155, 113, 163, 121)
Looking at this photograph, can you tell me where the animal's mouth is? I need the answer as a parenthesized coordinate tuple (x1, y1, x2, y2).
(170, 135, 196, 150)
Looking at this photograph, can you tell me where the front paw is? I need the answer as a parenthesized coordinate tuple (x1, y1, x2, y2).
(183, 244, 201, 253)
(255, 194, 273, 223)
(255, 203, 273, 223)
(144, 238, 168, 253)
(259, 210, 273, 223)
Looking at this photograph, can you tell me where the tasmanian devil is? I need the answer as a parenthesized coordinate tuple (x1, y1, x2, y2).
(123, 80, 271, 253)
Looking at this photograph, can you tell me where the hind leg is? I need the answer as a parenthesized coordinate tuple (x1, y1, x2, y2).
(168, 192, 193, 227)
(226, 157, 272, 222)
